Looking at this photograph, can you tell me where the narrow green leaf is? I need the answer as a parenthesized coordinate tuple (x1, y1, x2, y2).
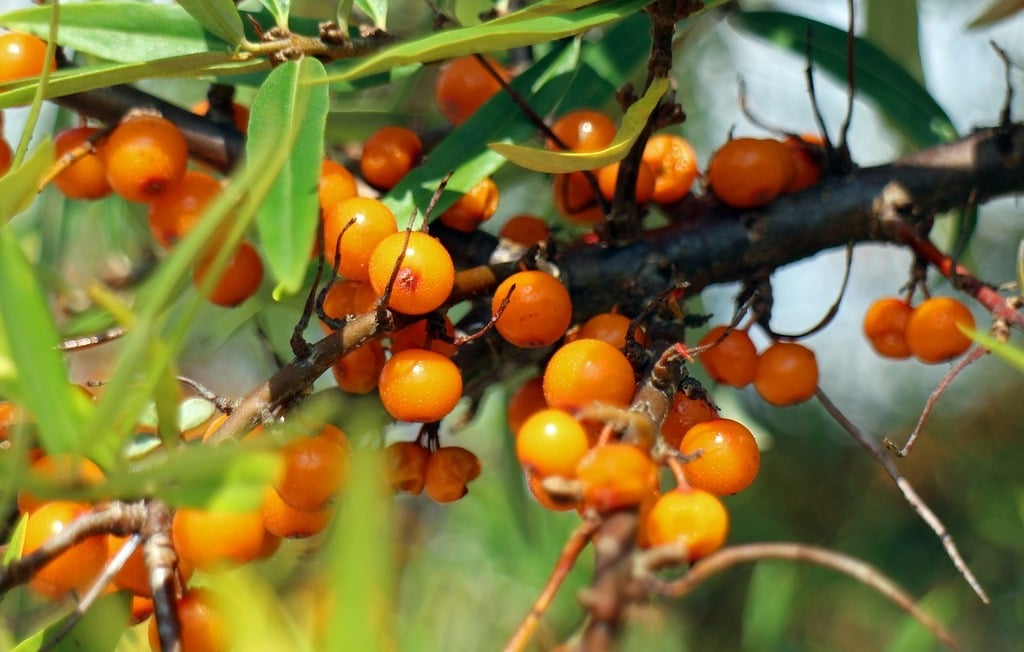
(355, 0, 387, 29)
(964, 326, 1024, 374)
(490, 77, 670, 173)
(0, 226, 91, 456)
(248, 58, 329, 296)
(177, 0, 246, 45)
(13, 591, 130, 652)
(967, 0, 1024, 27)
(258, 0, 290, 28)
(0, 138, 53, 220)
(731, 10, 957, 148)
(3, 514, 27, 564)
(0, 3, 231, 62)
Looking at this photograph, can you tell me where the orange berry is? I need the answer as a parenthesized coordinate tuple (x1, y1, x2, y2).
(707, 137, 795, 209)
(108, 534, 193, 597)
(378, 349, 463, 422)
(543, 339, 636, 411)
(679, 418, 760, 495)
(697, 325, 758, 388)
(193, 241, 264, 307)
(318, 158, 359, 213)
(596, 160, 655, 204)
(435, 55, 510, 125)
(192, 98, 250, 133)
(368, 231, 455, 315)
(385, 441, 431, 495)
(578, 312, 645, 350)
(492, 270, 572, 348)
(52, 126, 112, 200)
(147, 170, 222, 248)
(575, 443, 659, 512)
(389, 315, 457, 358)
(331, 340, 387, 394)
(0, 138, 11, 177)
(506, 375, 548, 435)
(525, 472, 577, 511)
(643, 487, 729, 560)
(439, 177, 500, 232)
(147, 588, 225, 652)
(23, 501, 108, 599)
(103, 115, 189, 203)
(753, 342, 819, 406)
(261, 487, 334, 538)
(171, 506, 267, 570)
(0, 31, 54, 84)
(862, 297, 913, 359)
(905, 296, 975, 364)
(360, 126, 422, 190)
(553, 171, 604, 226)
(322, 197, 398, 281)
(661, 392, 718, 449)
(18, 454, 105, 514)
(642, 133, 699, 204)
(274, 429, 350, 512)
(782, 134, 824, 193)
(424, 446, 482, 503)
(131, 595, 155, 624)
(516, 408, 590, 479)
(319, 280, 379, 331)
(499, 214, 549, 246)
(547, 110, 616, 152)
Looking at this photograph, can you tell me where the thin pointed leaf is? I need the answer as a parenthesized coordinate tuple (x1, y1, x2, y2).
(249, 58, 329, 296)
(177, 0, 245, 45)
(258, 0, 290, 28)
(964, 327, 1024, 374)
(13, 591, 130, 652)
(490, 77, 670, 173)
(355, 0, 387, 29)
(0, 138, 53, 219)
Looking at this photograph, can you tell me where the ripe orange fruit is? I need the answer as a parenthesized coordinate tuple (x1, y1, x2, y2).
(578, 312, 645, 349)
(862, 297, 913, 359)
(147, 170, 222, 248)
(319, 280, 378, 331)
(783, 134, 824, 193)
(331, 340, 387, 394)
(171, 506, 267, 570)
(499, 214, 549, 246)
(385, 441, 431, 495)
(318, 158, 359, 213)
(148, 588, 225, 652)
(322, 197, 398, 280)
(753, 342, 818, 406)
(23, 501, 108, 599)
(52, 126, 113, 200)
(439, 177, 500, 232)
(679, 418, 760, 495)
(506, 375, 547, 435)
(389, 316, 458, 357)
(492, 270, 573, 348)
(547, 110, 616, 152)
(697, 325, 758, 388)
(424, 446, 482, 503)
(378, 349, 463, 422)
(192, 98, 249, 133)
(643, 487, 729, 560)
(642, 133, 699, 204)
(18, 454, 105, 514)
(359, 125, 422, 190)
(193, 241, 264, 307)
(0, 31, 54, 84)
(905, 296, 975, 363)
(543, 339, 636, 411)
(435, 55, 511, 125)
(707, 137, 795, 209)
(516, 408, 590, 479)
(0, 138, 11, 177)
(103, 115, 189, 203)
(368, 231, 455, 315)
(575, 443, 659, 512)
(552, 171, 604, 226)
(274, 428, 350, 512)
(261, 487, 334, 539)
(595, 160, 655, 204)
(661, 392, 718, 449)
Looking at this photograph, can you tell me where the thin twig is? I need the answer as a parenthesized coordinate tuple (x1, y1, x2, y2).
(765, 241, 855, 340)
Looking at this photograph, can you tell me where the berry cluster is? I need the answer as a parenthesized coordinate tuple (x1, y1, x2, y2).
(863, 295, 975, 363)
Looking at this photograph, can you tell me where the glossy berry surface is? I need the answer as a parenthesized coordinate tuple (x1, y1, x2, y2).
(643, 488, 729, 560)
(147, 588, 225, 652)
(439, 177, 500, 232)
(0, 31, 53, 84)
(360, 125, 422, 190)
(516, 408, 590, 479)
(661, 392, 718, 449)
(103, 115, 189, 203)
(193, 241, 264, 307)
(697, 326, 758, 388)
(863, 297, 913, 359)
(506, 375, 547, 435)
(262, 487, 334, 539)
(171, 506, 267, 570)
(547, 109, 616, 152)
(378, 348, 463, 422)
(493, 270, 572, 348)
(753, 342, 819, 406)
(905, 296, 975, 364)
(679, 418, 760, 495)
(318, 158, 359, 213)
(331, 340, 387, 394)
(23, 501, 108, 599)
(368, 231, 455, 315)
(783, 134, 824, 193)
(147, 170, 222, 248)
(578, 312, 645, 350)
(575, 443, 659, 512)
(553, 171, 604, 226)
(596, 160, 655, 204)
(322, 197, 398, 280)
(435, 55, 510, 125)
(385, 441, 431, 495)
(499, 214, 549, 246)
(707, 137, 795, 209)
(52, 126, 112, 200)
(642, 133, 699, 204)
(274, 429, 350, 512)
(543, 338, 636, 411)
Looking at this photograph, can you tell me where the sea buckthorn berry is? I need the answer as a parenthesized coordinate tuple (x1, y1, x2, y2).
(753, 341, 819, 406)
(52, 126, 112, 200)
(543, 339, 636, 411)
(643, 487, 729, 560)
(783, 134, 824, 193)
(319, 159, 359, 213)
(331, 340, 387, 394)
(506, 375, 548, 435)
(322, 197, 398, 280)
(905, 296, 975, 364)
(424, 446, 482, 503)
(553, 171, 604, 226)
(103, 115, 189, 203)
(193, 241, 264, 307)
(319, 280, 378, 332)
(697, 325, 758, 388)
(0, 138, 11, 177)
(863, 297, 914, 359)
(171, 506, 267, 570)
(0, 31, 54, 84)
(378, 349, 463, 422)
(192, 98, 250, 133)
(0, 400, 28, 440)
(596, 160, 655, 204)
(642, 133, 699, 204)
(435, 55, 511, 125)
(492, 270, 572, 348)
(547, 110, 616, 152)
(499, 214, 549, 246)
(526, 472, 577, 511)
(679, 418, 760, 495)
(131, 596, 155, 624)
(661, 392, 718, 449)
(18, 454, 105, 514)
(389, 315, 458, 357)
(578, 312, 646, 350)
(575, 443, 659, 513)
(23, 501, 108, 599)
(147, 588, 225, 652)
(360, 126, 422, 190)
(369, 231, 455, 315)
(439, 177, 500, 232)
(261, 486, 334, 539)
(147, 170, 222, 248)
(516, 408, 590, 479)
(385, 441, 431, 495)
(274, 429, 350, 512)
(108, 534, 193, 597)
(707, 137, 795, 209)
